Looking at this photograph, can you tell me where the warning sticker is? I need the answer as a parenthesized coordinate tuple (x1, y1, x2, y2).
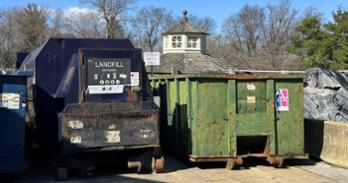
(105, 130, 121, 143)
(0, 93, 20, 109)
(88, 85, 124, 94)
(276, 89, 289, 111)
(131, 72, 139, 86)
(247, 96, 256, 104)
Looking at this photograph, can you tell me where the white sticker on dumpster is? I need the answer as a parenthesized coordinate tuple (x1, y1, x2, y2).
(247, 83, 256, 90)
(105, 130, 120, 143)
(70, 136, 82, 144)
(88, 85, 124, 94)
(68, 120, 84, 129)
(131, 72, 139, 86)
(0, 93, 20, 109)
(247, 96, 256, 104)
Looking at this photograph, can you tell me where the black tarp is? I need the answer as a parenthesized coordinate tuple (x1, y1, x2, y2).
(304, 68, 348, 122)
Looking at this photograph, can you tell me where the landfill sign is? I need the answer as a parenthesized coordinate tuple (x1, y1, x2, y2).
(87, 58, 130, 94)
(276, 89, 289, 111)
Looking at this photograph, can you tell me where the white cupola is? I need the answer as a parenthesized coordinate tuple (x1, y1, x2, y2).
(162, 10, 208, 54)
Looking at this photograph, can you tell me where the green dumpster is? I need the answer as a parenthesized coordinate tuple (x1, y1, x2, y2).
(150, 73, 304, 168)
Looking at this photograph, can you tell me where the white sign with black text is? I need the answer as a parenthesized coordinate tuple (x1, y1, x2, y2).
(143, 52, 160, 66)
(131, 72, 140, 86)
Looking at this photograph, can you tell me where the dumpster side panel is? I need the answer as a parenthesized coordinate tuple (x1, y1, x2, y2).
(275, 80, 304, 155)
(60, 106, 159, 153)
(227, 79, 237, 157)
(237, 81, 267, 113)
(158, 80, 169, 147)
(189, 79, 197, 156)
(266, 80, 276, 155)
(235, 80, 272, 136)
(193, 79, 229, 156)
(161, 78, 191, 155)
(166, 79, 176, 148)
(178, 79, 189, 154)
(0, 75, 28, 173)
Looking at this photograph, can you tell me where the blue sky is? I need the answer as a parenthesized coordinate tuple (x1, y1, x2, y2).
(1, 0, 347, 32)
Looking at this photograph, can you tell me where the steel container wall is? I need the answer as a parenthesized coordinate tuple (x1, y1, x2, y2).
(0, 71, 31, 173)
(151, 73, 304, 162)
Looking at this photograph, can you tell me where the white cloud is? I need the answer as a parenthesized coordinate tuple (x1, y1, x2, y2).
(48, 7, 99, 18)
(62, 7, 99, 18)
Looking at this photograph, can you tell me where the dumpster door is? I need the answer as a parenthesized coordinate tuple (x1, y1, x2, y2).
(234, 80, 273, 156)
(275, 81, 304, 155)
(235, 81, 269, 135)
(195, 79, 230, 157)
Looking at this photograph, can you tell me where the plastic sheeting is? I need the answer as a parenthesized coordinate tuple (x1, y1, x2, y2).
(304, 68, 348, 122)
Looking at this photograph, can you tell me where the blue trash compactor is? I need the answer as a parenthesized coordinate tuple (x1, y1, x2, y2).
(0, 71, 31, 174)
(19, 38, 164, 179)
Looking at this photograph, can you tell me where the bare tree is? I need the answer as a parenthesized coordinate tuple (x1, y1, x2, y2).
(222, 15, 244, 52)
(17, 4, 48, 51)
(207, 35, 230, 59)
(240, 5, 265, 55)
(81, 0, 136, 39)
(302, 7, 322, 19)
(222, 1, 299, 57)
(187, 15, 216, 34)
(49, 9, 67, 37)
(222, 5, 265, 55)
(130, 6, 174, 51)
(49, 8, 105, 38)
(261, 0, 298, 55)
(220, 1, 305, 69)
(63, 9, 105, 38)
(0, 8, 21, 68)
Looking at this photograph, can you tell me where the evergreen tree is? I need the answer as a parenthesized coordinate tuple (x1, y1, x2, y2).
(324, 7, 348, 69)
(290, 7, 348, 69)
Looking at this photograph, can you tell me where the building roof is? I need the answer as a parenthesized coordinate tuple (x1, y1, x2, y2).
(148, 53, 230, 74)
(162, 21, 208, 35)
(227, 54, 305, 71)
(162, 10, 208, 36)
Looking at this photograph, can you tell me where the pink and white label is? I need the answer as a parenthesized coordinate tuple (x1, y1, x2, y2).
(276, 89, 289, 111)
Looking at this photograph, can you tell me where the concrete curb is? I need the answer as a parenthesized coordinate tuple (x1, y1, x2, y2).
(305, 119, 348, 169)
(320, 121, 348, 168)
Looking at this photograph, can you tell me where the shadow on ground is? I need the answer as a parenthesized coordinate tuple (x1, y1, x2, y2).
(0, 150, 325, 183)
(0, 152, 192, 183)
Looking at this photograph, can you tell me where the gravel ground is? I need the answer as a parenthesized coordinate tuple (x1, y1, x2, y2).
(2, 155, 344, 183)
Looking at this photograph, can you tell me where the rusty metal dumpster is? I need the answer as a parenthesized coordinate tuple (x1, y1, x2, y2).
(151, 73, 304, 168)
(0, 71, 31, 173)
(18, 38, 164, 179)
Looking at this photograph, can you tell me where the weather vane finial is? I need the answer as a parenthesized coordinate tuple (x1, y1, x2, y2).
(183, 10, 188, 22)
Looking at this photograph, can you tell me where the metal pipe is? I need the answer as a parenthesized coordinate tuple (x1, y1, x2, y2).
(337, 70, 348, 74)
(234, 70, 305, 74)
